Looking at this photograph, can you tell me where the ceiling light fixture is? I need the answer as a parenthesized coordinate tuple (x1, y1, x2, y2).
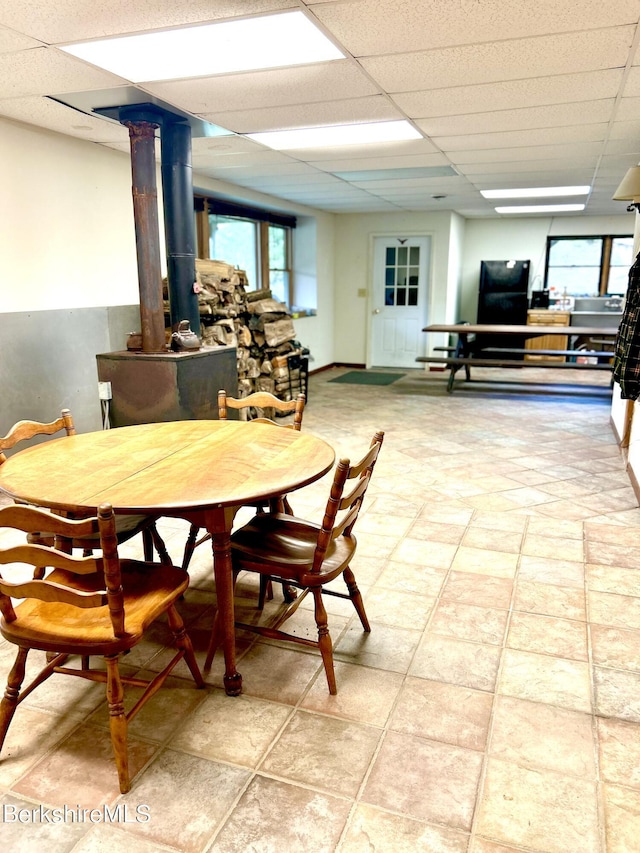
(60, 11, 343, 81)
(612, 166, 640, 212)
(481, 186, 590, 199)
(247, 121, 422, 150)
(495, 204, 585, 214)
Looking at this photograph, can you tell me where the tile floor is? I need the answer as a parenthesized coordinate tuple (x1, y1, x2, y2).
(1, 366, 639, 852)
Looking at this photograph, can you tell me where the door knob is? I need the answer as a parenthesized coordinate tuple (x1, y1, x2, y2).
(373, 308, 381, 314)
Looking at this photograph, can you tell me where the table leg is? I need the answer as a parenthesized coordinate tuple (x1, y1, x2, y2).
(205, 508, 242, 696)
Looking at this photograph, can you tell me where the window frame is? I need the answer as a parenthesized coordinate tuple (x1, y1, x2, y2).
(194, 195, 295, 305)
(543, 234, 634, 297)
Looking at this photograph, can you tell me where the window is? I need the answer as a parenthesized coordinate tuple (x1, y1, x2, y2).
(544, 235, 634, 298)
(195, 196, 295, 305)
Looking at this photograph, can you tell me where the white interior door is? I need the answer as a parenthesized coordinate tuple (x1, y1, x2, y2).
(370, 236, 430, 368)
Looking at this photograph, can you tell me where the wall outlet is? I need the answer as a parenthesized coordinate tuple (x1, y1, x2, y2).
(98, 381, 112, 400)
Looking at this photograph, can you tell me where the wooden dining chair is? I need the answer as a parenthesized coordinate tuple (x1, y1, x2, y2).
(180, 390, 306, 576)
(0, 409, 172, 566)
(205, 430, 384, 694)
(0, 502, 203, 793)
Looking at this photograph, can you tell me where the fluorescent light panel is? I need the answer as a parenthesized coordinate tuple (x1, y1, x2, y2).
(60, 11, 343, 81)
(495, 204, 586, 214)
(482, 185, 590, 199)
(248, 121, 422, 151)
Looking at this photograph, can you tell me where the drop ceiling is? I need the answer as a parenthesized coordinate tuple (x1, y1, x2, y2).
(1, 0, 640, 217)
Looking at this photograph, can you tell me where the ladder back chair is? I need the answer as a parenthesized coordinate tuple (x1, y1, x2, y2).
(180, 390, 306, 577)
(0, 409, 172, 567)
(0, 503, 203, 793)
(205, 430, 384, 694)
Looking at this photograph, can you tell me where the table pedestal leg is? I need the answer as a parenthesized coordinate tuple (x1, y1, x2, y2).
(206, 507, 242, 696)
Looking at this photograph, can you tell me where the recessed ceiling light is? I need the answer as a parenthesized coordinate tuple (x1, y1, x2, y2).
(495, 204, 586, 214)
(60, 11, 343, 81)
(481, 186, 590, 199)
(247, 121, 422, 150)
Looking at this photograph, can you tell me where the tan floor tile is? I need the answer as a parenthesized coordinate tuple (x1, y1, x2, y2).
(513, 579, 586, 621)
(602, 783, 640, 853)
(498, 648, 591, 713)
(586, 539, 640, 568)
(461, 527, 523, 553)
(589, 590, 640, 630)
(469, 839, 546, 853)
(429, 599, 508, 645)
(442, 571, 513, 609)
(591, 624, 640, 672)
(341, 803, 469, 853)
(215, 644, 323, 705)
(172, 690, 291, 767)
(415, 505, 474, 526)
(518, 554, 585, 588)
(527, 517, 584, 539)
(301, 661, 404, 726)
(406, 519, 467, 544)
(586, 563, 640, 596)
(13, 723, 159, 809)
(69, 823, 166, 853)
(119, 749, 250, 852)
(358, 587, 434, 629)
(334, 621, 422, 674)
(261, 710, 381, 797)
(208, 774, 351, 852)
(598, 717, 640, 789)
(490, 695, 596, 777)
(363, 730, 482, 831)
(375, 561, 447, 597)
(389, 676, 493, 751)
(475, 757, 600, 853)
(507, 612, 588, 661)
(356, 511, 414, 538)
(0, 793, 91, 849)
(87, 673, 207, 742)
(594, 666, 640, 722)
(522, 533, 584, 562)
(0, 706, 86, 788)
(390, 537, 457, 570)
(450, 546, 518, 579)
(409, 634, 501, 692)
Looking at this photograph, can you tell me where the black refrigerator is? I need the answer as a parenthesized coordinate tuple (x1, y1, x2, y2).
(475, 260, 530, 360)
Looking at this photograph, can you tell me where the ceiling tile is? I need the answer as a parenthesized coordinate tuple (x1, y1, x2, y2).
(435, 124, 608, 152)
(360, 27, 635, 92)
(393, 70, 624, 119)
(204, 95, 402, 134)
(0, 46, 125, 98)
(311, 0, 640, 55)
(0, 94, 129, 141)
(0, 24, 41, 53)
(418, 100, 615, 137)
(0, 0, 296, 43)
(141, 61, 377, 115)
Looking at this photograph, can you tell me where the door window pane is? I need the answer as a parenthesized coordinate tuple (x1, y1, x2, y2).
(384, 242, 421, 307)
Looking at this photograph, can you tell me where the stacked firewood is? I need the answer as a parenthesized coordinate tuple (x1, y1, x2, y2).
(175, 259, 303, 399)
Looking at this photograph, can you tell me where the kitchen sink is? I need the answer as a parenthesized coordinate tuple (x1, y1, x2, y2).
(570, 312, 622, 329)
(570, 296, 623, 329)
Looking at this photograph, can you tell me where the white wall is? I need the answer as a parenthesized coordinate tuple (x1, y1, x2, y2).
(332, 210, 457, 364)
(0, 118, 143, 313)
(461, 214, 635, 322)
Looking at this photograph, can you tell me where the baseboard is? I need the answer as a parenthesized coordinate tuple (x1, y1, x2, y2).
(309, 362, 365, 376)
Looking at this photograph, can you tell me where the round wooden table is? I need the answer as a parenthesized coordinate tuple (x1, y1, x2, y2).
(0, 420, 336, 695)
